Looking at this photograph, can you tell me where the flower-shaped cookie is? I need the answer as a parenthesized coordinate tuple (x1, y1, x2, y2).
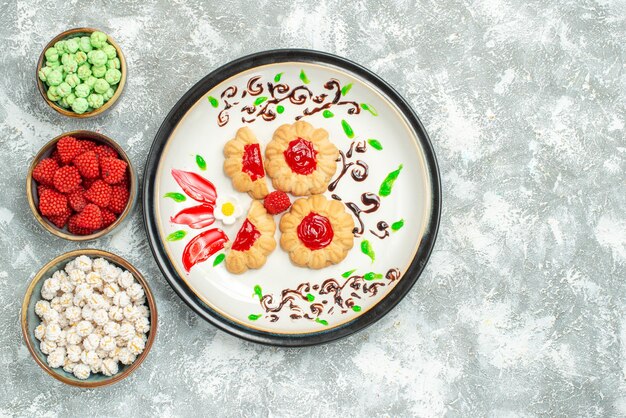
(225, 201, 277, 274)
(224, 127, 270, 199)
(264, 121, 339, 196)
(280, 195, 354, 269)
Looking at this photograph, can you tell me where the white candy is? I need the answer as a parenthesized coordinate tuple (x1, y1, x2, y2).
(56, 330, 67, 347)
(90, 357, 103, 373)
(135, 305, 149, 318)
(47, 347, 66, 368)
(108, 346, 121, 360)
(88, 293, 106, 310)
(122, 305, 139, 322)
(52, 270, 68, 282)
(127, 336, 145, 355)
(85, 271, 103, 289)
(92, 258, 109, 273)
(64, 306, 82, 324)
(64, 260, 76, 274)
(102, 282, 119, 298)
(113, 292, 131, 307)
(57, 315, 69, 329)
(42, 277, 60, 294)
(40, 340, 57, 354)
(81, 305, 94, 321)
(134, 317, 150, 334)
(43, 309, 60, 324)
(68, 269, 86, 286)
(133, 297, 146, 307)
(101, 358, 119, 376)
(99, 335, 117, 352)
(66, 327, 82, 346)
(117, 271, 134, 289)
(67, 345, 82, 362)
(35, 300, 51, 318)
(108, 306, 124, 322)
(82, 334, 101, 351)
(126, 283, 144, 302)
(50, 297, 63, 313)
(76, 320, 94, 337)
(74, 255, 93, 272)
(119, 322, 135, 341)
(35, 324, 46, 340)
(59, 276, 74, 293)
(93, 308, 109, 326)
(103, 321, 120, 337)
(41, 290, 56, 301)
(102, 264, 122, 283)
(63, 359, 76, 373)
(118, 347, 136, 365)
(73, 363, 90, 380)
(80, 350, 100, 366)
(59, 293, 74, 309)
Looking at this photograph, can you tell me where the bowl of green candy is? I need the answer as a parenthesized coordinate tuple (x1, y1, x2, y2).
(37, 28, 127, 118)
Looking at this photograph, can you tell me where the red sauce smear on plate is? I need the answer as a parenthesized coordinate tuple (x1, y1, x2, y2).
(297, 212, 334, 250)
(283, 138, 317, 175)
(242, 143, 265, 181)
(232, 218, 261, 251)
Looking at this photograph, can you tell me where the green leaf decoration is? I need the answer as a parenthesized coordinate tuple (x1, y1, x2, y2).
(208, 96, 219, 108)
(253, 285, 263, 299)
(341, 83, 353, 96)
(196, 155, 206, 171)
(361, 240, 375, 263)
(274, 72, 283, 82)
(254, 96, 268, 106)
(342, 269, 356, 278)
(341, 119, 355, 139)
(276, 105, 285, 114)
(164, 192, 186, 202)
(248, 314, 262, 321)
(363, 272, 383, 281)
(379, 164, 403, 197)
(212, 253, 225, 266)
(361, 103, 379, 116)
(367, 139, 383, 150)
(322, 110, 334, 118)
(306, 293, 315, 302)
(315, 318, 328, 326)
(166, 230, 186, 241)
(299, 69, 310, 84)
(352, 305, 362, 312)
(391, 219, 405, 231)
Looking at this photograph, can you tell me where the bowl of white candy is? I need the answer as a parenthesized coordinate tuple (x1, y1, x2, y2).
(21, 249, 157, 387)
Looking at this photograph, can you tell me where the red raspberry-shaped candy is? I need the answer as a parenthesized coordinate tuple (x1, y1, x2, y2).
(73, 151, 100, 179)
(32, 158, 59, 186)
(101, 208, 117, 228)
(53, 166, 81, 193)
(85, 180, 112, 208)
(94, 144, 118, 160)
(67, 186, 87, 212)
(108, 185, 129, 214)
(263, 191, 291, 215)
(56, 136, 84, 164)
(73, 203, 103, 231)
(100, 157, 128, 185)
(39, 188, 68, 217)
(47, 206, 71, 229)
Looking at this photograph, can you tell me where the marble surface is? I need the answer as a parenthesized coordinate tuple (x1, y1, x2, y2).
(0, 0, 624, 416)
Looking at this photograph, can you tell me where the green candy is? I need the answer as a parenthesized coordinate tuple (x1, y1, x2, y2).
(38, 66, 52, 82)
(104, 68, 121, 85)
(87, 93, 104, 109)
(85, 76, 97, 88)
(71, 97, 89, 114)
(58, 97, 70, 108)
(91, 65, 106, 78)
(79, 36, 92, 52)
(66, 38, 79, 53)
(63, 56, 78, 73)
(101, 44, 117, 59)
(47, 69, 63, 86)
(46, 60, 60, 68)
(66, 93, 76, 106)
(65, 73, 80, 87)
(57, 82, 72, 97)
(74, 83, 90, 98)
(88, 50, 108, 67)
(47, 86, 60, 101)
(77, 64, 91, 80)
(93, 78, 109, 94)
(90, 31, 108, 48)
(61, 53, 70, 65)
(75, 51, 87, 64)
(103, 87, 115, 101)
(45, 47, 58, 62)
(54, 40, 66, 53)
(106, 58, 120, 70)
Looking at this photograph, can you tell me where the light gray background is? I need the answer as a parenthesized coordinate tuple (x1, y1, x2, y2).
(1, 0, 624, 416)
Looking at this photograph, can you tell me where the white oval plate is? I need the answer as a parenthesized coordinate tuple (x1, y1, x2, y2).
(144, 50, 441, 346)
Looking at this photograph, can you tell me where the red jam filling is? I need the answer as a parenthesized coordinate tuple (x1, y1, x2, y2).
(242, 143, 265, 181)
(283, 138, 318, 175)
(231, 218, 261, 251)
(297, 212, 334, 250)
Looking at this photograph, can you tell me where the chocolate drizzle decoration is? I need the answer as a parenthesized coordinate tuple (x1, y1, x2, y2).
(215, 76, 361, 126)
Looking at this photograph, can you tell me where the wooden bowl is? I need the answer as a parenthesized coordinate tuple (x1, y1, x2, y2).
(36, 27, 127, 118)
(21, 249, 157, 388)
(26, 130, 137, 241)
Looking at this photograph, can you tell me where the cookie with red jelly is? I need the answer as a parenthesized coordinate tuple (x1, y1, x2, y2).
(225, 201, 276, 274)
(265, 121, 339, 196)
(280, 195, 354, 269)
(223, 127, 269, 199)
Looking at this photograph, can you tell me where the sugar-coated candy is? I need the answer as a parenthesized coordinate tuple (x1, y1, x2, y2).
(63, 56, 78, 73)
(47, 347, 66, 368)
(92, 65, 106, 78)
(63, 359, 76, 373)
(42, 276, 61, 294)
(71, 97, 89, 114)
(45, 47, 58, 62)
(108, 306, 124, 322)
(134, 317, 150, 334)
(77, 64, 91, 80)
(35, 300, 51, 318)
(106, 58, 120, 70)
(103, 87, 115, 101)
(87, 93, 104, 109)
(127, 283, 144, 301)
(122, 305, 139, 322)
(100, 335, 116, 352)
(43, 308, 60, 323)
(83, 333, 101, 351)
(45, 322, 62, 341)
(119, 322, 135, 341)
(54, 40, 66, 53)
(39, 66, 52, 82)
(118, 271, 134, 289)
(35, 324, 46, 340)
(117, 347, 136, 365)
(103, 321, 120, 337)
(92, 258, 109, 272)
(56, 330, 67, 346)
(59, 293, 73, 309)
(85, 75, 97, 88)
(57, 82, 72, 98)
(73, 363, 90, 380)
(66, 327, 82, 346)
(90, 31, 108, 48)
(93, 78, 109, 94)
(79, 36, 92, 52)
(40, 340, 57, 355)
(101, 358, 119, 376)
(81, 305, 94, 321)
(67, 344, 82, 362)
(101, 44, 116, 59)
(104, 68, 121, 85)
(74, 255, 93, 272)
(76, 320, 94, 337)
(74, 83, 90, 98)
(93, 308, 109, 326)
(113, 291, 131, 307)
(68, 268, 86, 285)
(66, 38, 79, 53)
(64, 306, 81, 323)
(135, 305, 149, 318)
(88, 50, 107, 67)
(46, 69, 63, 86)
(90, 357, 103, 373)
(103, 282, 119, 298)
